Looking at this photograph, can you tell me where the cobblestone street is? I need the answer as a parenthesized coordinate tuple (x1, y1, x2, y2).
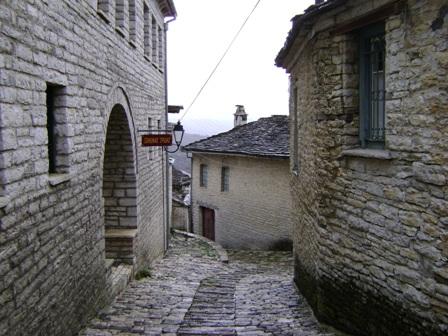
(80, 233, 334, 336)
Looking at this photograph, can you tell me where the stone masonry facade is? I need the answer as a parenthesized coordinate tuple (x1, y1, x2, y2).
(191, 154, 293, 250)
(277, 0, 448, 335)
(0, 0, 175, 335)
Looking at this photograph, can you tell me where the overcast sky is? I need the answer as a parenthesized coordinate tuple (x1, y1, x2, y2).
(167, 0, 314, 135)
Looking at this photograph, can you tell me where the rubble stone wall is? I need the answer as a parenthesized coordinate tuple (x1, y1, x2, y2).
(286, 0, 448, 335)
(191, 154, 293, 250)
(0, 0, 169, 335)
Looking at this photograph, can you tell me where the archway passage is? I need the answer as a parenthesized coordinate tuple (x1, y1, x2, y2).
(103, 104, 137, 265)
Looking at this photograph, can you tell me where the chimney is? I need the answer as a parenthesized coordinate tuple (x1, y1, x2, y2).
(315, 0, 324, 4)
(234, 105, 248, 127)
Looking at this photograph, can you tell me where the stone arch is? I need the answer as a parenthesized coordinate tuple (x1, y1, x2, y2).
(101, 84, 138, 174)
(101, 85, 138, 265)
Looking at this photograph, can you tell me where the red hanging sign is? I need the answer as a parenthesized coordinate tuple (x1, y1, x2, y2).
(141, 134, 172, 146)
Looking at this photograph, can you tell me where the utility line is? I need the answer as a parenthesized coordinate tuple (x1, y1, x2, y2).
(179, 0, 263, 122)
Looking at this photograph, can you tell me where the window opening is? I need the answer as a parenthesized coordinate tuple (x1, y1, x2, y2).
(97, 0, 112, 22)
(129, 0, 136, 43)
(46, 83, 67, 174)
(115, 0, 126, 35)
(359, 23, 386, 148)
(221, 166, 230, 192)
(200, 164, 208, 188)
(152, 16, 158, 66)
(143, 3, 151, 59)
(158, 25, 163, 68)
(292, 85, 299, 174)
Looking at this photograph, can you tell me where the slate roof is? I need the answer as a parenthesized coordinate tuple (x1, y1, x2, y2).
(173, 167, 190, 187)
(183, 115, 289, 158)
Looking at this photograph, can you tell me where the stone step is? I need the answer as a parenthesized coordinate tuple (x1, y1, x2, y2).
(105, 228, 137, 265)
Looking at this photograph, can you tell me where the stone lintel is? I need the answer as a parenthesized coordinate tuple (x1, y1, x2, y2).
(341, 148, 394, 160)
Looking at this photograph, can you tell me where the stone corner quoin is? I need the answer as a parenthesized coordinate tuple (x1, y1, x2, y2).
(0, 0, 176, 335)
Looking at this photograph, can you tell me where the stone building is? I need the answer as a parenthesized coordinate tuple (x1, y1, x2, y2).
(276, 0, 447, 335)
(184, 110, 293, 250)
(0, 0, 176, 335)
(171, 166, 190, 231)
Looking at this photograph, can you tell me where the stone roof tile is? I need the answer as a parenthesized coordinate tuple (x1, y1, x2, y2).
(183, 115, 289, 158)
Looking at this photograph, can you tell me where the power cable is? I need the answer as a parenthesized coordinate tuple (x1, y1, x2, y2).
(179, 0, 263, 122)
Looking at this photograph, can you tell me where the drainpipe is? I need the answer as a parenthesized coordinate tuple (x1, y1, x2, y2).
(163, 16, 176, 251)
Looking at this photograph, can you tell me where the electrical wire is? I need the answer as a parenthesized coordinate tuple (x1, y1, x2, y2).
(179, 0, 263, 122)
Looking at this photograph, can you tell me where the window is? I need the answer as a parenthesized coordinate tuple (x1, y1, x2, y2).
(97, 0, 112, 22)
(129, 0, 136, 44)
(152, 16, 158, 65)
(292, 84, 299, 174)
(143, 3, 151, 59)
(221, 166, 229, 192)
(46, 83, 69, 174)
(158, 25, 163, 68)
(359, 23, 386, 149)
(115, 0, 127, 36)
(199, 164, 208, 188)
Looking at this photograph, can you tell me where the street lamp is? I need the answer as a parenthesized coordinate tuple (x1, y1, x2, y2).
(166, 121, 184, 153)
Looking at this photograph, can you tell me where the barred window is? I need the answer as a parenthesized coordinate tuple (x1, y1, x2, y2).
(292, 85, 299, 174)
(359, 23, 386, 148)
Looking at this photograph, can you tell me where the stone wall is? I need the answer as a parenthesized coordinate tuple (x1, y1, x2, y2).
(280, 0, 448, 335)
(191, 154, 293, 250)
(172, 201, 189, 231)
(0, 0, 172, 335)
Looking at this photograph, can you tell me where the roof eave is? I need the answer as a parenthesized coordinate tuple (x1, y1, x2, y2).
(157, 0, 177, 19)
(184, 148, 289, 160)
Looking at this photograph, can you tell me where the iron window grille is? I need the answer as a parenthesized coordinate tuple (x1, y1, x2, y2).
(359, 23, 386, 149)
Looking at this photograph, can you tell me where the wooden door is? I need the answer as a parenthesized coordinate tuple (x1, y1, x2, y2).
(201, 207, 215, 241)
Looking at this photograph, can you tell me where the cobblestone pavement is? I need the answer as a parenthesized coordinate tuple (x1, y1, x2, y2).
(80, 233, 334, 336)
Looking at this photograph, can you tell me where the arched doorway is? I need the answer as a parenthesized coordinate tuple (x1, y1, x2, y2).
(103, 104, 137, 265)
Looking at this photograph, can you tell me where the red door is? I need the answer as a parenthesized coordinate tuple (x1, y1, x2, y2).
(201, 207, 215, 241)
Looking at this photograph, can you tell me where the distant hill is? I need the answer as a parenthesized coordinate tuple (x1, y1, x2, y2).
(169, 133, 205, 174)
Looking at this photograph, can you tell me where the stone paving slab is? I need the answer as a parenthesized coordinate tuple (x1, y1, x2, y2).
(80, 233, 334, 336)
